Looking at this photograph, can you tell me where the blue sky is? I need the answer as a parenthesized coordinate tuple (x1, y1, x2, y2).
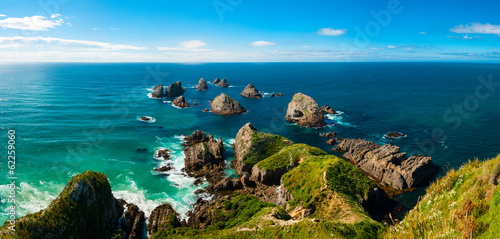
(0, 0, 499, 62)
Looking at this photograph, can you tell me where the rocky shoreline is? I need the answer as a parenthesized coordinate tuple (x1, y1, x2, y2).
(0, 79, 443, 238)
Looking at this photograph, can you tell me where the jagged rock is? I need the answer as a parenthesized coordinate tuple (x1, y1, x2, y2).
(319, 132, 337, 138)
(217, 78, 229, 87)
(197, 78, 208, 91)
(385, 132, 407, 140)
(120, 202, 146, 239)
(147, 204, 181, 235)
(321, 105, 336, 114)
(325, 138, 341, 145)
(153, 165, 173, 172)
(210, 93, 247, 115)
(207, 177, 243, 192)
(335, 138, 437, 190)
(173, 96, 190, 108)
(212, 78, 221, 84)
(165, 81, 185, 98)
(152, 84, 164, 98)
(183, 130, 225, 184)
(156, 148, 171, 160)
(231, 123, 293, 177)
(289, 206, 314, 220)
(0, 171, 123, 238)
(240, 84, 262, 99)
(285, 93, 326, 128)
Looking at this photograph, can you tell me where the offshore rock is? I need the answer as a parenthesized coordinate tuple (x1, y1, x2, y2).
(285, 93, 326, 128)
(210, 93, 247, 115)
(165, 81, 185, 98)
(197, 78, 208, 91)
(173, 96, 190, 108)
(240, 84, 262, 99)
(152, 84, 164, 98)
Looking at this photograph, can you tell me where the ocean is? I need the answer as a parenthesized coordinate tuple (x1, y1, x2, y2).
(1, 62, 500, 224)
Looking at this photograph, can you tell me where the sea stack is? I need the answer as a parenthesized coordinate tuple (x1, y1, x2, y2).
(212, 78, 221, 84)
(151, 84, 164, 98)
(210, 93, 246, 115)
(165, 81, 185, 98)
(217, 78, 229, 87)
(285, 93, 326, 128)
(173, 96, 190, 108)
(240, 84, 262, 99)
(197, 78, 208, 91)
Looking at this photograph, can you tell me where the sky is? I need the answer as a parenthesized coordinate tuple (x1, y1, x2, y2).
(0, 0, 499, 62)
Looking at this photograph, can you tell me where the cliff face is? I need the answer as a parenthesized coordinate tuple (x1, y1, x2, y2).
(285, 93, 326, 128)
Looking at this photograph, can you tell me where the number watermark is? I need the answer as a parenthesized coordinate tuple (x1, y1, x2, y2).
(5, 130, 17, 231)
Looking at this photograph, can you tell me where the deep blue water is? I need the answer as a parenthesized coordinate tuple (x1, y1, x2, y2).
(1, 62, 500, 224)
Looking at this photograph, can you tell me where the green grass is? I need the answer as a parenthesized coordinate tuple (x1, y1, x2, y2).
(325, 160, 376, 200)
(385, 156, 500, 239)
(256, 144, 327, 170)
(243, 131, 292, 165)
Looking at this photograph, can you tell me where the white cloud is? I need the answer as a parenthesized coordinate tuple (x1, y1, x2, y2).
(92, 28, 99, 30)
(318, 27, 347, 36)
(387, 46, 397, 48)
(0, 14, 6, 17)
(0, 15, 64, 31)
(50, 14, 61, 19)
(419, 32, 428, 35)
(158, 40, 212, 52)
(0, 36, 147, 51)
(450, 23, 500, 36)
(250, 41, 276, 47)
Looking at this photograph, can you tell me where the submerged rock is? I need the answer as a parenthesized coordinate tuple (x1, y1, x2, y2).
(335, 138, 437, 190)
(203, 108, 210, 112)
(140, 116, 151, 121)
(165, 81, 185, 98)
(285, 93, 326, 128)
(173, 95, 190, 108)
(151, 84, 164, 98)
(385, 132, 407, 140)
(197, 78, 208, 91)
(217, 78, 229, 87)
(240, 84, 262, 99)
(153, 165, 173, 172)
(321, 105, 336, 114)
(147, 203, 181, 235)
(276, 93, 284, 96)
(210, 93, 247, 115)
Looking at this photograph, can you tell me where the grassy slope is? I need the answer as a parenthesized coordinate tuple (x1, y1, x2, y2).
(243, 131, 292, 165)
(153, 145, 384, 238)
(385, 156, 500, 239)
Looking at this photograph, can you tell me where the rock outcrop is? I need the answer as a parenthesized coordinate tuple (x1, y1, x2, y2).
(212, 78, 221, 84)
(285, 93, 326, 128)
(240, 84, 262, 99)
(147, 203, 181, 235)
(152, 84, 164, 98)
(173, 96, 190, 108)
(165, 81, 185, 98)
(319, 132, 337, 138)
(2, 171, 124, 238)
(197, 78, 208, 91)
(119, 201, 146, 239)
(156, 148, 171, 160)
(321, 105, 336, 114)
(210, 93, 247, 115)
(183, 130, 225, 184)
(217, 78, 229, 87)
(231, 123, 293, 177)
(335, 138, 437, 190)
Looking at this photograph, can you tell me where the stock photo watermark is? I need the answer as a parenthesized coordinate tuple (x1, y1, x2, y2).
(412, 74, 500, 156)
(3, 130, 17, 231)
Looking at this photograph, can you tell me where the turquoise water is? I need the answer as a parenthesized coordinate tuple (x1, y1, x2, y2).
(1, 62, 500, 224)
